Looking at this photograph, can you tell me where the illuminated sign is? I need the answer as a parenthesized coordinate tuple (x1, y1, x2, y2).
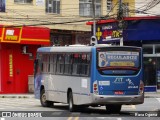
(9, 54, 13, 77)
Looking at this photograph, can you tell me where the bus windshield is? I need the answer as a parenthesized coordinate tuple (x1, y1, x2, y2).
(97, 47, 141, 75)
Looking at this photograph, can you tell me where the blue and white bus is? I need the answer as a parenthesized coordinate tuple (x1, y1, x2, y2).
(34, 45, 144, 113)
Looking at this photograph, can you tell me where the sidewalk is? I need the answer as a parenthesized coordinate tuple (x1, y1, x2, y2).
(144, 90, 160, 98)
(0, 90, 160, 99)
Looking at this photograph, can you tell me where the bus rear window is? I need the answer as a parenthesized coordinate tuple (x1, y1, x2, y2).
(97, 47, 141, 75)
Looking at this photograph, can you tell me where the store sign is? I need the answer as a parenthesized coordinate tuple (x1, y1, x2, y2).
(3, 28, 21, 43)
(95, 23, 121, 44)
(5, 30, 18, 41)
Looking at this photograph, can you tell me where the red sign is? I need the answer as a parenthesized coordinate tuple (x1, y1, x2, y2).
(0, 25, 50, 45)
(114, 91, 124, 95)
(2, 27, 22, 43)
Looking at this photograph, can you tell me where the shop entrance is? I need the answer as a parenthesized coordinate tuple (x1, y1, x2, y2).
(143, 57, 160, 91)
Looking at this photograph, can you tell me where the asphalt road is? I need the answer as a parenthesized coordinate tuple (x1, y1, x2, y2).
(0, 98, 159, 120)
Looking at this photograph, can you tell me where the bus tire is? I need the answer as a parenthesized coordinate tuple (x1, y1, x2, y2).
(68, 92, 76, 112)
(105, 104, 122, 113)
(40, 89, 53, 107)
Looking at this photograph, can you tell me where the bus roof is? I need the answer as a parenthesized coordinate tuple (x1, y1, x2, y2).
(37, 46, 93, 53)
(37, 45, 141, 53)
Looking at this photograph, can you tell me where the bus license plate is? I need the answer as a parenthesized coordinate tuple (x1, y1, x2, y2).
(114, 91, 124, 95)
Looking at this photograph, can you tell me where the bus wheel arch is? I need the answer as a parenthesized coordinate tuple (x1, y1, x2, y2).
(40, 87, 54, 107)
(67, 88, 76, 112)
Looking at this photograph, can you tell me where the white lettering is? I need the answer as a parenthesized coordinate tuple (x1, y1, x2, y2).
(107, 55, 137, 60)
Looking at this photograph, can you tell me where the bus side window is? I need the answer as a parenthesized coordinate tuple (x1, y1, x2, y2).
(50, 54, 56, 74)
(80, 53, 90, 76)
(72, 54, 80, 75)
(56, 54, 65, 74)
(42, 54, 50, 73)
(64, 54, 72, 75)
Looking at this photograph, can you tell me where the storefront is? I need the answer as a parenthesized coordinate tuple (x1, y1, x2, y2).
(0, 25, 50, 94)
(87, 16, 160, 92)
(143, 44, 160, 91)
(50, 29, 91, 46)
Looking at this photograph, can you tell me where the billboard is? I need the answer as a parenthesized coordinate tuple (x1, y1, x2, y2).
(0, 0, 5, 12)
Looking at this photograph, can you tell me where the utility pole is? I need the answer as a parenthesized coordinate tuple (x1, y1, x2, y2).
(117, 0, 123, 46)
(92, 0, 96, 37)
(90, 0, 97, 45)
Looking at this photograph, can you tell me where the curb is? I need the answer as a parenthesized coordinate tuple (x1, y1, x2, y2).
(144, 96, 160, 98)
(0, 95, 34, 99)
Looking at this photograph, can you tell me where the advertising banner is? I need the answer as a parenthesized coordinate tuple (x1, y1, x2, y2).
(98, 51, 139, 68)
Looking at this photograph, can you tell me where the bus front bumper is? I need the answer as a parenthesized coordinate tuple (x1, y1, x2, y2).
(92, 94, 144, 105)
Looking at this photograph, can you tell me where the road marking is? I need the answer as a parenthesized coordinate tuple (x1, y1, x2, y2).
(67, 117, 72, 120)
(123, 105, 136, 109)
(1, 118, 5, 120)
(96, 117, 106, 119)
(74, 117, 79, 120)
(156, 98, 160, 103)
(131, 105, 136, 109)
(117, 118, 122, 120)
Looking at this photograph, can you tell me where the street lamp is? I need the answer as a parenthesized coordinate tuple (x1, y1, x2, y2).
(90, 0, 97, 45)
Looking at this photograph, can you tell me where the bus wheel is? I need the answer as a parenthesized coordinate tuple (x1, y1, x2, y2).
(68, 92, 76, 112)
(105, 104, 122, 113)
(40, 89, 53, 107)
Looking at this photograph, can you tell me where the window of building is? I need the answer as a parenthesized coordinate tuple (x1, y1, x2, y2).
(155, 45, 160, 54)
(14, 0, 33, 4)
(46, 0, 60, 14)
(143, 46, 153, 54)
(51, 34, 72, 46)
(106, 0, 112, 12)
(79, 0, 101, 17)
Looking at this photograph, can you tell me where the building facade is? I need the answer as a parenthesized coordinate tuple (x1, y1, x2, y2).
(0, 0, 136, 45)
